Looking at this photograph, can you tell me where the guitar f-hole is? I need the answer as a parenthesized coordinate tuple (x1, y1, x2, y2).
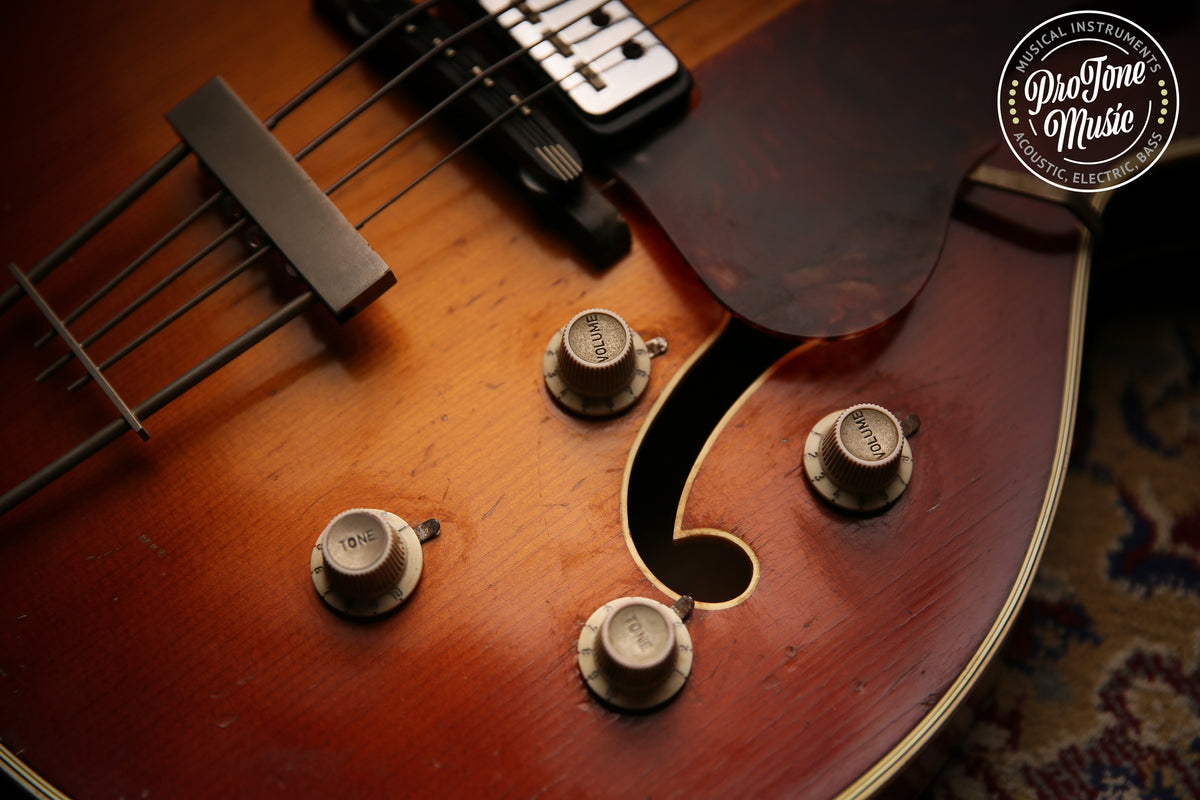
(623, 317, 795, 605)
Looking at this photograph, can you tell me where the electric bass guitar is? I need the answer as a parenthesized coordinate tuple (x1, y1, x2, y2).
(1, 0, 1195, 796)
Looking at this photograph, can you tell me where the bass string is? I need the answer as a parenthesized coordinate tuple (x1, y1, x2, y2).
(17, 0, 451, 340)
(28, 0, 542, 371)
(326, 0, 679, 198)
(293, 0, 519, 163)
(32, 0, 529, 385)
(264, 0, 450, 130)
(37, 0, 698, 388)
(65, 246, 276, 393)
(31, 191, 226, 350)
(0, 289, 320, 516)
(0, 0, 704, 513)
(333, 0, 705, 230)
(37, 217, 252, 384)
(44, 4, 548, 389)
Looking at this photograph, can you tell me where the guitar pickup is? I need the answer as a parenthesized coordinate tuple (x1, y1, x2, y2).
(318, 0, 637, 266)
(477, 0, 693, 149)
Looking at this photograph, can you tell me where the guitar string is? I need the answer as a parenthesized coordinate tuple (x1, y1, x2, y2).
(324, 0, 637, 197)
(34, 0, 504, 383)
(355, 0, 700, 228)
(1, 0, 696, 511)
(293, 0, 523, 162)
(0, 290, 319, 516)
(36, 217, 252, 383)
(51, 1, 677, 391)
(337, 0, 705, 194)
(52, 0, 590, 390)
(35, 0, 531, 383)
(0, 144, 192, 318)
(47, 0, 690, 391)
(263, 0, 450, 129)
(21, 0, 450, 350)
(66, 247, 276, 392)
(31, 192, 225, 350)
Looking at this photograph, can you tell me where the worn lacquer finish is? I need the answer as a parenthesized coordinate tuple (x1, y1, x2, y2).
(659, 188, 1086, 796)
(615, 0, 1046, 338)
(0, 0, 1135, 797)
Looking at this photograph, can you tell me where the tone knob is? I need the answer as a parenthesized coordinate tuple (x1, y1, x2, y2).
(804, 403, 913, 511)
(544, 308, 651, 416)
(577, 596, 693, 711)
(310, 508, 424, 617)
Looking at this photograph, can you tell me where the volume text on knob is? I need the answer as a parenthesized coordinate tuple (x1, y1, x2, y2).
(804, 403, 914, 512)
(543, 308, 651, 416)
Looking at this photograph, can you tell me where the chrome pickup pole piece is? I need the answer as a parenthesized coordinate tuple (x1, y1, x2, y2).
(478, 0, 692, 144)
(481, 0, 681, 115)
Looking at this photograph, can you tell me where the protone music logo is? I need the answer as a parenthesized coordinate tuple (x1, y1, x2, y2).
(998, 10, 1178, 192)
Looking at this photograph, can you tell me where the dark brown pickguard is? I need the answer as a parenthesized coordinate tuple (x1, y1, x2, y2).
(615, 0, 1063, 338)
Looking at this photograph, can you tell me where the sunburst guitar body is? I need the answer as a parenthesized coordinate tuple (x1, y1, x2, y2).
(1, 0, 1196, 797)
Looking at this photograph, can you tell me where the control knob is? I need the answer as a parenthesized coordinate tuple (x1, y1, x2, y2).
(544, 308, 651, 416)
(804, 403, 913, 511)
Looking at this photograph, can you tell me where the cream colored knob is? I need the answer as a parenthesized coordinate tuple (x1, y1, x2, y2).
(804, 403, 913, 511)
(322, 509, 406, 599)
(310, 509, 424, 617)
(597, 597, 678, 689)
(544, 308, 651, 416)
(577, 596, 692, 711)
(559, 309, 635, 396)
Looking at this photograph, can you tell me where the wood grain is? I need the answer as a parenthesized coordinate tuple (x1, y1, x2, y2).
(659, 187, 1085, 796)
(0, 0, 1092, 798)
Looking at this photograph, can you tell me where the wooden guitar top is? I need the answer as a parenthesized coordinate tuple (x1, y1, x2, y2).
(659, 189, 1085, 794)
(0, 0, 1193, 797)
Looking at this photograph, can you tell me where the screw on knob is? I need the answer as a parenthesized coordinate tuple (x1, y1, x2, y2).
(310, 509, 425, 617)
(577, 596, 693, 711)
(544, 308, 651, 416)
(804, 403, 914, 512)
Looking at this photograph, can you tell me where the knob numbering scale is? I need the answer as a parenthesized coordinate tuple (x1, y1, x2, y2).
(577, 596, 693, 711)
(543, 308, 651, 416)
(804, 403, 913, 512)
(310, 508, 424, 617)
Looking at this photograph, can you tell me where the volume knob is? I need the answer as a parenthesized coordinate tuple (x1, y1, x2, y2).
(310, 509, 424, 617)
(804, 403, 913, 511)
(544, 308, 651, 416)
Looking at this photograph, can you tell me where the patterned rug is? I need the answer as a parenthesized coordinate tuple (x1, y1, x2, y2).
(924, 173, 1200, 799)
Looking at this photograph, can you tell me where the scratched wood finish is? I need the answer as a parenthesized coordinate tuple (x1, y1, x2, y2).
(0, 1, 1091, 798)
(667, 189, 1084, 796)
(616, 0, 1031, 339)
(0, 1, 776, 797)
